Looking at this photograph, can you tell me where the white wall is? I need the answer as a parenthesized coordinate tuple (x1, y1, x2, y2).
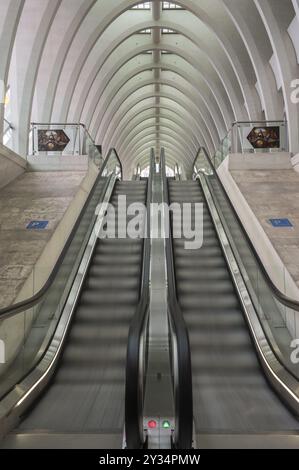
(218, 156, 299, 339)
(0, 162, 99, 377)
(0, 143, 26, 189)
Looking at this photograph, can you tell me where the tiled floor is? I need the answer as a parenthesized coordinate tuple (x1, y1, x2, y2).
(231, 169, 299, 288)
(0, 171, 85, 308)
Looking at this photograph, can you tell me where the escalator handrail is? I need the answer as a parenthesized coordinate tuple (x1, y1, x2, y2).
(0, 147, 122, 320)
(193, 146, 299, 311)
(161, 153, 193, 450)
(125, 154, 154, 449)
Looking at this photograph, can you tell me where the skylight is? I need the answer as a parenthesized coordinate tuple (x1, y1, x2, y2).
(137, 28, 151, 34)
(162, 28, 178, 34)
(162, 2, 184, 9)
(131, 2, 151, 9)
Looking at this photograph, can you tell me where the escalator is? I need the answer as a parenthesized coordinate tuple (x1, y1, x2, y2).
(2, 143, 299, 449)
(0, 152, 151, 449)
(165, 157, 299, 447)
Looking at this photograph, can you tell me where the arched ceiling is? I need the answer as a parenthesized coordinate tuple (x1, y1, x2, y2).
(0, 0, 299, 178)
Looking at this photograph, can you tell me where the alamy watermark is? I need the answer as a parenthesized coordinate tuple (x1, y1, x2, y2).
(291, 339, 299, 365)
(0, 339, 5, 364)
(0, 80, 4, 104)
(291, 79, 299, 104)
(94, 196, 203, 250)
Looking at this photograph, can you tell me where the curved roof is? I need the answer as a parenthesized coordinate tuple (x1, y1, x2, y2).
(1, 0, 299, 176)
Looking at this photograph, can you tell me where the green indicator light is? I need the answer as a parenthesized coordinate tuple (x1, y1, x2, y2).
(162, 420, 171, 429)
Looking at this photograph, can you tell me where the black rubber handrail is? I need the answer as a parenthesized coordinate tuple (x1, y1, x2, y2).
(161, 152, 193, 450)
(193, 146, 299, 311)
(125, 153, 154, 450)
(0, 147, 122, 320)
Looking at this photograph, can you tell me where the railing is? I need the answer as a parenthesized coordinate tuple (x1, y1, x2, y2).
(212, 129, 232, 168)
(161, 151, 193, 449)
(174, 163, 181, 180)
(125, 152, 154, 449)
(3, 118, 13, 146)
(211, 120, 288, 168)
(0, 149, 122, 399)
(231, 120, 288, 154)
(29, 122, 104, 167)
(193, 147, 299, 382)
(133, 164, 141, 180)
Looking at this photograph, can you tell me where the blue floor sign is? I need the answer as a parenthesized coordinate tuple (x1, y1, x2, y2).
(269, 218, 293, 228)
(27, 220, 49, 230)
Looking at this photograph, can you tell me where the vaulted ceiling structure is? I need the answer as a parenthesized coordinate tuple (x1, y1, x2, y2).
(1, 0, 299, 177)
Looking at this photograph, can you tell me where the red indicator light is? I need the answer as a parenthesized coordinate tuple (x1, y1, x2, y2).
(148, 420, 157, 429)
